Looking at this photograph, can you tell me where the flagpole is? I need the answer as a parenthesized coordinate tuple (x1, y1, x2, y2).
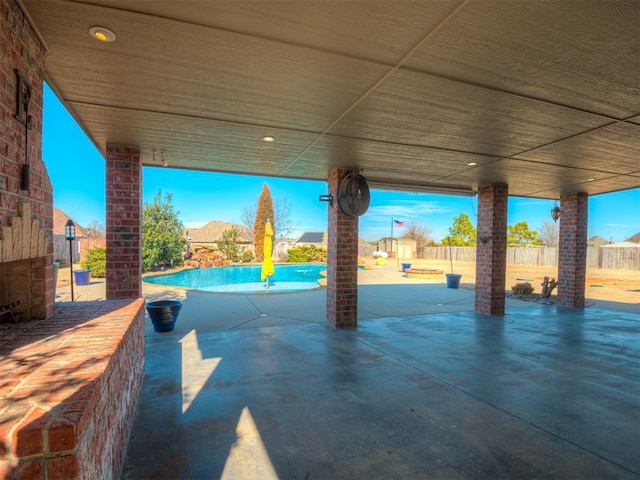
(390, 218, 394, 260)
(391, 217, 394, 241)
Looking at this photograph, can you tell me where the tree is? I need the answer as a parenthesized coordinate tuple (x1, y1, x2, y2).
(442, 213, 476, 246)
(88, 220, 105, 235)
(242, 196, 297, 241)
(142, 190, 187, 271)
(507, 221, 540, 246)
(402, 221, 435, 258)
(253, 184, 275, 262)
(217, 226, 243, 262)
(538, 220, 559, 246)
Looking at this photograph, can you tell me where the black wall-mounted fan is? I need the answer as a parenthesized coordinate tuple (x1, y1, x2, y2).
(337, 172, 370, 216)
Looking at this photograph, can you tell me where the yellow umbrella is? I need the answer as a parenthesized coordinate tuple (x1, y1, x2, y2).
(261, 220, 275, 282)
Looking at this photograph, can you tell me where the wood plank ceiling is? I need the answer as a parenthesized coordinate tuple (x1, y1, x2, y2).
(20, 0, 640, 199)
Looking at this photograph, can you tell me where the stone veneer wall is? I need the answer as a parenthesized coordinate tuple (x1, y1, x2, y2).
(0, 0, 54, 319)
(475, 184, 508, 315)
(0, 299, 145, 480)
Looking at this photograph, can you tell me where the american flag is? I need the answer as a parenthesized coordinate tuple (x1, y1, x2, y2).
(394, 219, 405, 227)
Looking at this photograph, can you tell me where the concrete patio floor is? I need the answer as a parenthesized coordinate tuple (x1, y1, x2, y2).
(94, 276, 638, 480)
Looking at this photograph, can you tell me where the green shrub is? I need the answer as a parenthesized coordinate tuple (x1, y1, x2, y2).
(81, 247, 106, 277)
(511, 282, 534, 295)
(241, 249, 254, 263)
(286, 245, 327, 263)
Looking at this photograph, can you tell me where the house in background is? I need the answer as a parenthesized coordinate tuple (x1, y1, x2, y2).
(588, 235, 609, 247)
(52, 208, 105, 264)
(626, 232, 640, 244)
(294, 231, 377, 258)
(296, 231, 327, 247)
(184, 220, 252, 247)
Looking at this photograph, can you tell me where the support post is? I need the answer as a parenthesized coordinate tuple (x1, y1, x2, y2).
(326, 168, 359, 328)
(68, 238, 74, 301)
(557, 192, 588, 307)
(475, 184, 508, 315)
(106, 144, 142, 299)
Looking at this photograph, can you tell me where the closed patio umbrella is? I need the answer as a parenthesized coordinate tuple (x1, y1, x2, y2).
(261, 220, 275, 284)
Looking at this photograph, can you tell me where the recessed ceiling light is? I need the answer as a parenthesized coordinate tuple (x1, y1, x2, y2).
(587, 178, 595, 182)
(467, 162, 478, 166)
(89, 26, 116, 43)
(262, 136, 275, 142)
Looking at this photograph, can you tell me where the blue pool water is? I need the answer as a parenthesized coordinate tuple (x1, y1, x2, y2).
(143, 264, 326, 293)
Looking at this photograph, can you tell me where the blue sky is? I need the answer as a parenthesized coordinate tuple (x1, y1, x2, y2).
(43, 85, 639, 243)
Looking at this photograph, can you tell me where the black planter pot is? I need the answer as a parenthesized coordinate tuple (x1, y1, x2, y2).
(146, 300, 182, 332)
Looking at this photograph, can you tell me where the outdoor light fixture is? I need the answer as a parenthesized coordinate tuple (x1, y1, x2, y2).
(550, 201, 561, 223)
(14, 70, 32, 190)
(89, 26, 116, 42)
(318, 194, 334, 207)
(65, 219, 76, 301)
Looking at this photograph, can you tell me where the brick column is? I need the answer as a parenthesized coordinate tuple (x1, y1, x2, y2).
(475, 184, 508, 315)
(326, 169, 359, 328)
(557, 192, 588, 307)
(106, 144, 142, 299)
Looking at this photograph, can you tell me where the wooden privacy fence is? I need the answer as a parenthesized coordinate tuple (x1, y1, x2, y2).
(53, 234, 78, 264)
(600, 246, 640, 270)
(419, 246, 639, 271)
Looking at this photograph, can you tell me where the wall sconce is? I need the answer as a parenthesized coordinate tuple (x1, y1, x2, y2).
(15, 69, 33, 190)
(550, 201, 561, 223)
(65, 219, 76, 301)
(318, 194, 333, 207)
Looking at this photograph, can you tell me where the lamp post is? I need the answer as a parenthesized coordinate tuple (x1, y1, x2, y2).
(65, 219, 76, 301)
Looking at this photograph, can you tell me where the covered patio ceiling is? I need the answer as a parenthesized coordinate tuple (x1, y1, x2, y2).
(20, 0, 640, 199)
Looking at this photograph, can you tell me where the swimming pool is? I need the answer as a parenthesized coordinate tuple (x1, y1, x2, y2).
(143, 263, 326, 293)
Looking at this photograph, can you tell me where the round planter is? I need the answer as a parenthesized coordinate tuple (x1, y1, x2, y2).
(445, 273, 462, 289)
(401, 263, 412, 272)
(146, 300, 182, 332)
(73, 270, 92, 286)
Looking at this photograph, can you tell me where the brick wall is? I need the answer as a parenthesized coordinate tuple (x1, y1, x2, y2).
(475, 184, 508, 315)
(78, 236, 106, 262)
(0, 0, 54, 319)
(326, 169, 358, 328)
(558, 192, 588, 307)
(0, 299, 145, 480)
(105, 144, 142, 299)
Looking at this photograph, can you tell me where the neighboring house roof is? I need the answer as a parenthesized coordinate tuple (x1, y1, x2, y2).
(53, 208, 88, 237)
(84, 227, 104, 238)
(626, 232, 640, 244)
(185, 221, 252, 243)
(297, 232, 326, 244)
(296, 231, 373, 246)
(587, 235, 609, 247)
(601, 241, 640, 248)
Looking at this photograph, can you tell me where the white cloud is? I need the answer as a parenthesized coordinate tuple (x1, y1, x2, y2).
(365, 200, 450, 220)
